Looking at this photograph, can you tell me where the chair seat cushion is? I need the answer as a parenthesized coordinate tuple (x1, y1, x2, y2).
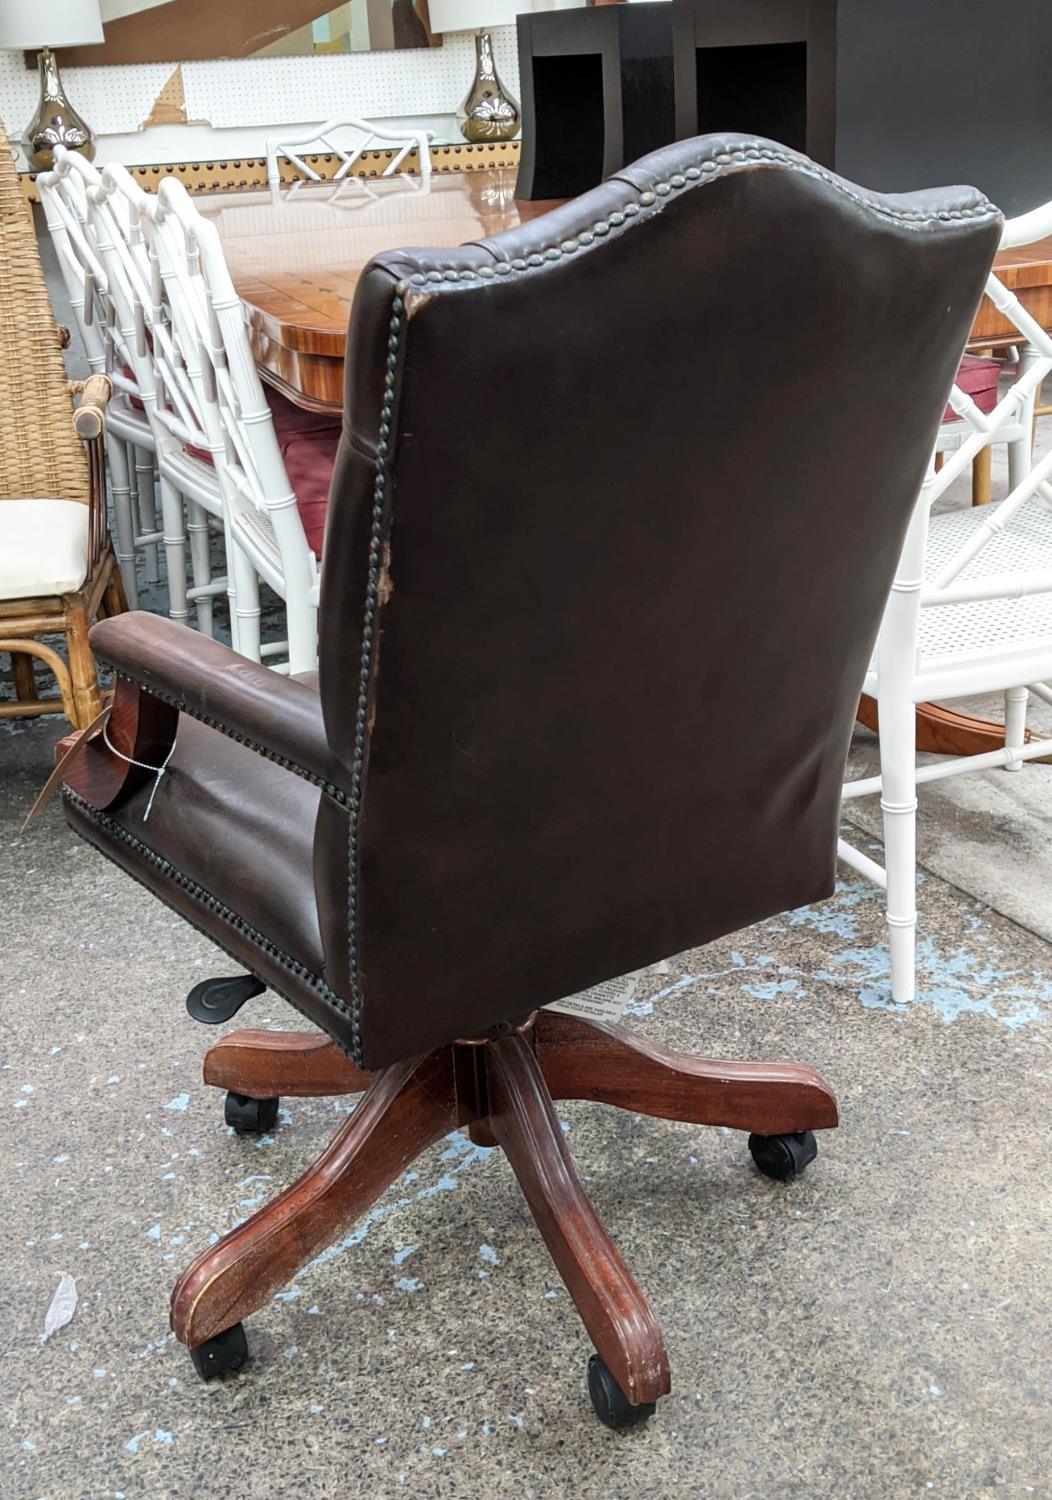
(0, 499, 88, 601)
(942, 354, 1000, 422)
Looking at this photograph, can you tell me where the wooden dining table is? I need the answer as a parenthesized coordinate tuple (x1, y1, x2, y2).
(196, 169, 558, 413)
(199, 168, 1052, 411)
(200, 169, 1052, 758)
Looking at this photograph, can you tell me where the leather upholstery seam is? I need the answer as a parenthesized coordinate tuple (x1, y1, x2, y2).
(346, 288, 405, 1042)
(97, 666, 350, 807)
(401, 143, 999, 289)
(62, 786, 363, 1061)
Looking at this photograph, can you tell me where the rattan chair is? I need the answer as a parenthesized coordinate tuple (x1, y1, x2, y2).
(0, 121, 125, 730)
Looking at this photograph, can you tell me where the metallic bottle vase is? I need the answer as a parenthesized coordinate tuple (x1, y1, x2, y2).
(458, 31, 520, 144)
(27, 49, 95, 173)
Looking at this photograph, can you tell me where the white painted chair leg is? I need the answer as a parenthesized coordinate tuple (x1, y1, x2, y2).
(285, 593, 319, 676)
(185, 500, 215, 637)
(1004, 685, 1029, 771)
(106, 437, 139, 608)
(229, 539, 262, 664)
(159, 477, 190, 624)
(135, 446, 161, 584)
(879, 694, 918, 1006)
(1008, 343, 1039, 491)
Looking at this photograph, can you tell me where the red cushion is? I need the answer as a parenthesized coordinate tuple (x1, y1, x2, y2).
(279, 426, 340, 558)
(943, 354, 1000, 422)
(168, 384, 340, 557)
(265, 389, 341, 558)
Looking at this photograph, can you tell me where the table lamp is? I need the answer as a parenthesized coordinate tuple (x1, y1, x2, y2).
(428, 0, 529, 144)
(0, 0, 104, 170)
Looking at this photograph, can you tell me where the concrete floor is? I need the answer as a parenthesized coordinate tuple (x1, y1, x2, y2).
(2, 238, 1051, 1498)
(4, 712, 1051, 1499)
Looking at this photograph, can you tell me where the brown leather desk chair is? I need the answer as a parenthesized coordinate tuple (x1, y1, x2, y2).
(61, 135, 1000, 1428)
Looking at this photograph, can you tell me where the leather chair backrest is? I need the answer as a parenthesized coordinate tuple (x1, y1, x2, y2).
(316, 134, 1000, 1067)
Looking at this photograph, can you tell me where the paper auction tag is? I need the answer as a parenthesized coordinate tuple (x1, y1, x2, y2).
(546, 967, 650, 1024)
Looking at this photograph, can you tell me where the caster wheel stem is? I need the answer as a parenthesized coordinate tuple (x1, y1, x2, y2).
(587, 1354, 656, 1429)
(189, 1322, 248, 1380)
(748, 1129, 818, 1182)
(224, 1091, 280, 1134)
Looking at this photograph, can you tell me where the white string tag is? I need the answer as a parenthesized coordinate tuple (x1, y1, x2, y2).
(101, 721, 178, 822)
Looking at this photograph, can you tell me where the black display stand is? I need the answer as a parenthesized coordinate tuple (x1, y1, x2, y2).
(517, 0, 1052, 216)
(673, 0, 835, 168)
(515, 4, 676, 201)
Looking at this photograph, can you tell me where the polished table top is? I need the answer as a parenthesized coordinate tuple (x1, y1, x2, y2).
(200, 171, 1052, 408)
(197, 170, 559, 411)
(971, 232, 1052, 347)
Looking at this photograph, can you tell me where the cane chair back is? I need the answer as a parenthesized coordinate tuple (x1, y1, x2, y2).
(0, 134, 90, 507)
(841, 199, 1052, 1003)
(0, 118, 125, 729)
(266, 118, 433, 200)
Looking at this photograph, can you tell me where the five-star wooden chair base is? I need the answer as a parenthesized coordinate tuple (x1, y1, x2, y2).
(171, 1007, 838, 1427)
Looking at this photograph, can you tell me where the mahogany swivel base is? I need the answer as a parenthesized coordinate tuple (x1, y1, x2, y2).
(173, 996, 839, 1429)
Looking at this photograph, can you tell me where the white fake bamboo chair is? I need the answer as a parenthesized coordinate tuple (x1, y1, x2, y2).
(37, 153, 161, 609)
(78, 158, 225, 637)
(140, 176, 322, 673)
(265, 117, 432, 200)
(840, 199, 1052, 1004)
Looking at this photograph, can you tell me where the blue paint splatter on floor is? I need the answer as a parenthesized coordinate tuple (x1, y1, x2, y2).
(792, 880, 1051, 1029)
(741, 978, 803, 1001)
(633, 877, 1052, 1032)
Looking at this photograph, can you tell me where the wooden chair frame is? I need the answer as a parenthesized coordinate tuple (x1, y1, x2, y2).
(1, 376, 127, 729)
(62, 672, 839, 1422)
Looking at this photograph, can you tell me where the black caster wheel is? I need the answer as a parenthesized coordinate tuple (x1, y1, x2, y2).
(587, 1354, 656, 1430)
(224, 1091, 279, 1134)
(186, 974, 265, 1025)
(748, 1130, 818, 1182)
(189, 1323, 249, 1380)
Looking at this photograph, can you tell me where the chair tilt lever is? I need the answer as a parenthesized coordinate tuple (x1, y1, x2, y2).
(186, 975, 267, 1025)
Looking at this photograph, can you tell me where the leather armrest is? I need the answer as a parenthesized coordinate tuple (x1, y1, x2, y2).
(89, 612, 349, 801)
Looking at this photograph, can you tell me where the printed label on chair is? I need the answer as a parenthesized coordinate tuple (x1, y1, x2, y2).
(546, 968, 650, 1024)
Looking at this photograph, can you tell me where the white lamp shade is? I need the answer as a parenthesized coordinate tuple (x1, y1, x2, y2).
(427, 0, 530, 34)
(0, 0, 104, 48)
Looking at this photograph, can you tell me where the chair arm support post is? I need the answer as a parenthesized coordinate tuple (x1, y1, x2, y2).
(71, 373, 112, 440)
(87, 612, 347, 801)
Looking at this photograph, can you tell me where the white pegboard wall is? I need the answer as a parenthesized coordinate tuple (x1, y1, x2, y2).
(0, 51, 178, 137)
(0, 29, 520, 148)
(184, 29, 519, 130)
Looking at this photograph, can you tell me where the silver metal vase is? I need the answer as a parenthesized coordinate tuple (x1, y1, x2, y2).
(458, 31, 520, 144)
